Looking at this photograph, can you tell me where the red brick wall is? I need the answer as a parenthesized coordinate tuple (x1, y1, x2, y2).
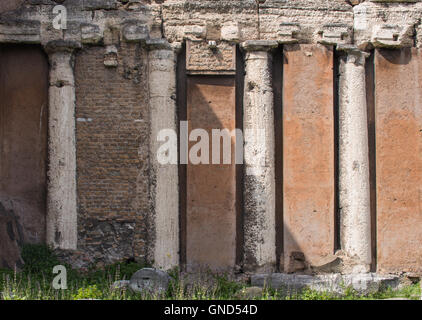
(74, 43, 150, 266)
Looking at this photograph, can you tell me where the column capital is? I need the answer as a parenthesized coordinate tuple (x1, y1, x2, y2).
(337, 45, 370, 66)
(44, 40, 81, 55)
(146, 39, 182, 53)
(240, 40, 279, 52)
(45, 41, 78, 87)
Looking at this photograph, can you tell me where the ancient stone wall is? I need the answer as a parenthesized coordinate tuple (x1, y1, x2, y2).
(0, 0, 421, 275)
(73, 43, 150, 267)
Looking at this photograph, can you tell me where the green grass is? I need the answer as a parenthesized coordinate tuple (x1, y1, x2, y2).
(0, 245, 420, 300)
(282, 283, 421, 300)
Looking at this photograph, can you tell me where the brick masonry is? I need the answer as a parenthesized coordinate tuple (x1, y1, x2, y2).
(73, 43, 150, 266)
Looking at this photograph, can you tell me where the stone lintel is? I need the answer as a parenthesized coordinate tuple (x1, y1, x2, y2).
(146, 39, 173, 51)
(44, 40, 82, 54)
(241, 40, 279, 52)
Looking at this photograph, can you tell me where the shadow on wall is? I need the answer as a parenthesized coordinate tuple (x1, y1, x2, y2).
(182, 75, 239, 273)
(378, 48, 412, 65)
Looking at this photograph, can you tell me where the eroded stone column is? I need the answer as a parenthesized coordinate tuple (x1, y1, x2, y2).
(147, 39, 180, 270)
(45, 40, 80, 250)
(241, 40, 278, 272)
(338, 47, 371, 273)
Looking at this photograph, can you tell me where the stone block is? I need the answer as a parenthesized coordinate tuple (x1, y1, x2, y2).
(129, 268, 171, 294)
(83, 0, 117, 10)
(0, 19, 40, 43)
(0, 1, 24, 13)
(186, 40, 236, 74)
(283, 44, 335, 273)
(81, 23, 102, 44)
(251, 273, 400, 295)
(122, 22, 149, 42)
(375, 48, 422, 273)
(371, 24, 414, 48)
(104, 45, 118, 67)
(317, 24, 352, 45)
(184, 25, 207, 40)
(277, 23, 300, 44)
(221, 23, 240, 41)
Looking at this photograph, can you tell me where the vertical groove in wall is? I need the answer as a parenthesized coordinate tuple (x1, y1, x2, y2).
(235, 45, 245, 268)
(272, 45, 284, 272)
(333, 49, 341, 252)
(177, 43, 187, 270)
(365, 50, 377, 272)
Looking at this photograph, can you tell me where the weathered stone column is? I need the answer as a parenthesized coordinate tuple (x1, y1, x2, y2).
(241, 40, 278, 272)
(338, 47, 371, 273)
(147, 39, 180, 270)
(45, 40, 80, 250)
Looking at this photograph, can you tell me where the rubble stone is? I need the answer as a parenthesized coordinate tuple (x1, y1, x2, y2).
(129, 268, 171, 294)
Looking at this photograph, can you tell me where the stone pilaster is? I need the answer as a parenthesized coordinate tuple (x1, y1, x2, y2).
(241, 40, 278, 272)
(147, 39, 180, 270)
(338, 47, 371, 273)
(44, 40, 80, 250)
